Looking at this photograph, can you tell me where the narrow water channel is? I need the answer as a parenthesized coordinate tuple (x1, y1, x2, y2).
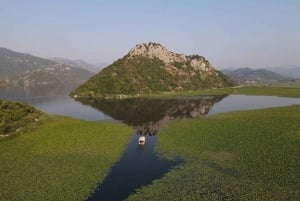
(87, 134, 182, 201)
(80, 96, 225, 200)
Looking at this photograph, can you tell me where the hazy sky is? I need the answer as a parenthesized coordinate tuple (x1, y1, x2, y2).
(1, 0, 299, 69)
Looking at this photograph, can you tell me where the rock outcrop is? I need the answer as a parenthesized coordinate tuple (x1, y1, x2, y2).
(128, 43, 219, 78)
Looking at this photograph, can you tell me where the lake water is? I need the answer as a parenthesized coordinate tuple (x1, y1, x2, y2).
(1, 86, 300, 201)
(87, 135, 182, 201)
(2, 86, 300, 123)
(0, 86, 112, 121)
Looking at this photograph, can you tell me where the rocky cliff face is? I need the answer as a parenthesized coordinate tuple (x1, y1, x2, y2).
(129, 43, 187, 64)
(128, 42, 217, 77)
(72, 42, 234, 98)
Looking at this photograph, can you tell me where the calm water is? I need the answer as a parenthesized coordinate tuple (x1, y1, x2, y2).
(87, 135, 182, 201)
(2, 86, 300, 123)
(209, 94, 300, 115)
(1, 86, 300, 201)
(0, 86, 112, 121)
(77, 95, 227, 135)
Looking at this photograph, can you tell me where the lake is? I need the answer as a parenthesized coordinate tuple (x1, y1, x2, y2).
(2, 86, 300, 123)
(1, 86, 300, 200)
(0, 86, 112, 121)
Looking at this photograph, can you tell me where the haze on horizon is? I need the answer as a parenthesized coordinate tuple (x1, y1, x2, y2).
(0, 0, 299, 69)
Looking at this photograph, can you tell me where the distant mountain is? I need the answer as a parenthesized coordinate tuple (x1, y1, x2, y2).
(50, 57, 107, 73)
(267, 66, 300, 79)
(0, 47, 93, 87)
(71, 42, 235, 98)
(222, 68, 291, 83)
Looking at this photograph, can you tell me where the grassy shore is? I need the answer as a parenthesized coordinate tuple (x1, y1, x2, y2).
(228, 85, 300, 98)
(139, 85, 300, 98)
(0, 116, 132, 201)
(127, 105, 300, 200)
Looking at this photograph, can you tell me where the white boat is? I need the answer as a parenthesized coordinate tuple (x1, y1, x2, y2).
(138, 136, 146, 145)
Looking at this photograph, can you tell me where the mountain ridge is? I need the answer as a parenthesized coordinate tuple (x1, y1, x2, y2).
(222, 67, 292, 83)
(49, 57, 107, 73)
(267, 66, 300, 79)
(0, 47, 93, 87)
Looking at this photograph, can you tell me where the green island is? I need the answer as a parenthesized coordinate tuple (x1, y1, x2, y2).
(0, 105, 132, 201)
(127, 105, 300, 200)
(71, 43, 234, 99)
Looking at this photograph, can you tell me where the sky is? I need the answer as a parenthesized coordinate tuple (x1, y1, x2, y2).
(0, 0, 299, 69)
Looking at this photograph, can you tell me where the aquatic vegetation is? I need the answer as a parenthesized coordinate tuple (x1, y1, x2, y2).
(127, 105, 300, 200)
(0, 116, 132, 201)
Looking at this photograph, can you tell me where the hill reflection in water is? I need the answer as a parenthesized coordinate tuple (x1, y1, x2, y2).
(79, 95, 227, 201)
(77, 95, 227, 135)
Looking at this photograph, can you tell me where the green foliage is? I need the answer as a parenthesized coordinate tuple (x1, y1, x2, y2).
(127, 106, 300, 200)
(172, 61, 184, 69)
(0, 116, 133, 201)
(189, 54, 205, 60)
(0, 100, 44, 135)
(71, 55, 235, 98)
(72, 56, 179, 97)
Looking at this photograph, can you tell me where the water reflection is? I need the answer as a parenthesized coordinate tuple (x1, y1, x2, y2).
(77, 95, 227, 135)
(79, 96, 227, 200)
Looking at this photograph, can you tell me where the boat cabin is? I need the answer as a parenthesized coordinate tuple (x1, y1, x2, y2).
(138, 136, 146, 145)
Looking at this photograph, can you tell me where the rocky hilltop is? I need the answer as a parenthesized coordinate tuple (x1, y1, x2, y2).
(72, 43, 234, 98)
(129, 43, 216, 76)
